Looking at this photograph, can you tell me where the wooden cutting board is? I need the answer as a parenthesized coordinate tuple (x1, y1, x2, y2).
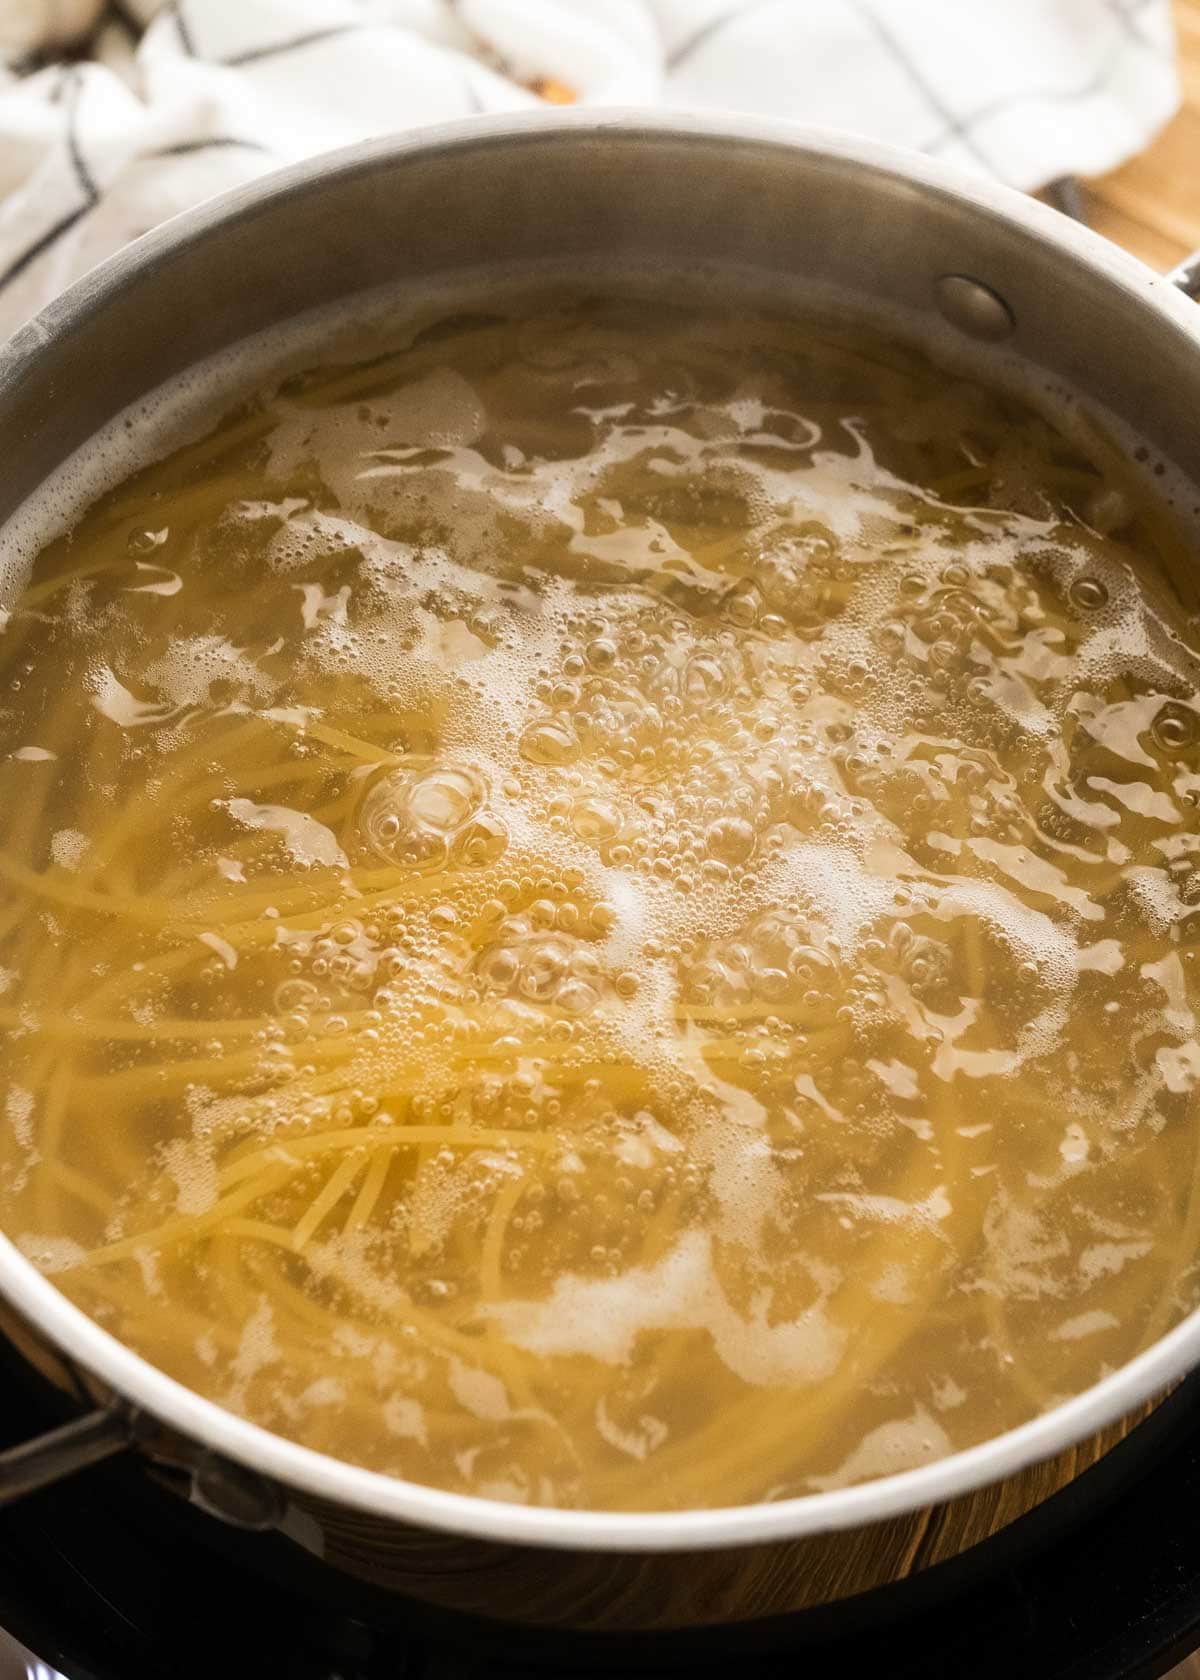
(1081, 0, 1200, 271)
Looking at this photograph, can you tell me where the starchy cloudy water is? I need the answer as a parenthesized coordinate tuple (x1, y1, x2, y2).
(0, 294, 1199, 1510)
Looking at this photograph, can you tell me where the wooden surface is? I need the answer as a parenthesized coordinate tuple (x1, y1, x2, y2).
(1082, 0, 1200, 271)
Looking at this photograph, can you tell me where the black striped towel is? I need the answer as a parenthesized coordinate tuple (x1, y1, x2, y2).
(0, 0, 1180, 339)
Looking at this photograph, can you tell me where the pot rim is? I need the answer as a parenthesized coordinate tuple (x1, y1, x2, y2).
(2, 106, 1199, 1554)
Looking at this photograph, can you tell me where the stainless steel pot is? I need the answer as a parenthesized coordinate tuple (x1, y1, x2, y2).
(1, 110, 1199, 1624)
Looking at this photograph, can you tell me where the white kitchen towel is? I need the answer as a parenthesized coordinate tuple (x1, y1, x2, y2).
(0, 0, 1180, 340)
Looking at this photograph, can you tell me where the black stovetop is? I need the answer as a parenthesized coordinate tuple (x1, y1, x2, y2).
(1, 1350, 1199, 1680)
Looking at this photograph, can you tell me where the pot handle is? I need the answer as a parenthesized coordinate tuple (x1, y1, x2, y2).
(0, 1403, 134, 1504)
(1047, 181, 1200, 301)
(0, 1402, 287, 1528)
(1167, 251, 1200, 301)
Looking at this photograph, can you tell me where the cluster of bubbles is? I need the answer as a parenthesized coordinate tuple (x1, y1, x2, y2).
(867, 922, 959, 1009)
(727, 525, 864, 645)
(358, 760, 508, 873)
(683, 908, 842, 1021)
(510, 593, 865, 901)
(474, 914, 609, 1017)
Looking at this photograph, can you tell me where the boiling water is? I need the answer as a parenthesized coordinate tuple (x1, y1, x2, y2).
(1, 295, 1200, 1511)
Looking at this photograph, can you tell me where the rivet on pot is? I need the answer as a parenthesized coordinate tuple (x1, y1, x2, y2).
(190, 1452, 287, 1531)
(934, 274, 1016, 342)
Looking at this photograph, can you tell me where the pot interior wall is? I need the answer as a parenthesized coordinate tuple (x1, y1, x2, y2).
(2, 121, 1199, 540)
